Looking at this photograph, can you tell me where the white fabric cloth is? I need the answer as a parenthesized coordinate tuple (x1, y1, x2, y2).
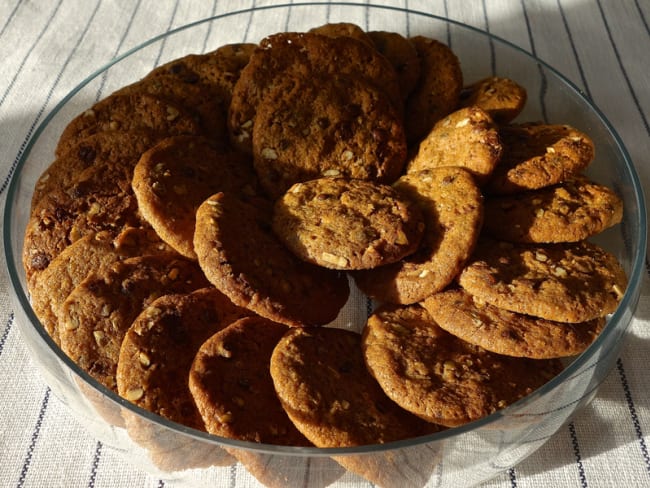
(1, 1, 649, 487)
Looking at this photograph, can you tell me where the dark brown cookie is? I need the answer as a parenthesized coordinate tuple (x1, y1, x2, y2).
(422, 288, 606, 358)
(353, 167, 483, 304)
(482, 177, 624, 243)
(457, 239, 628, 323)
(458, 76, 528, 124)
(485, 123, 595, 195)
(270, 326, 439, 447)
(132, 135, 259, 259)
(272, 177, 423, 270)
(362, 304, 564, 427)
(308, 22, 374, 45)
(193, 192, 349, 327)
(367, 30, 421, 101)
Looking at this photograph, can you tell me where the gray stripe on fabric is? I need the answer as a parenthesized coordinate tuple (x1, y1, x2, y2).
(481, 0, 496, 76)
(555, 0, 590, 98)
(153, 0, 181, 68)
(617, 358, 650, 475)
(0, 0, 21, 41)
(519, 0, 548, 122)
(87, 441, 102, 488)
(0, 313, 13, 358)
(16, 388, 51, 488)
(568, 421, 588, 487)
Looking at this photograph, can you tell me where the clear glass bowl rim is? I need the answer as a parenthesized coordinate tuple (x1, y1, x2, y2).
(3, 1, 647, 457)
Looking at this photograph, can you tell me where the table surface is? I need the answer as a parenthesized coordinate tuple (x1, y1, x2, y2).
(1, 1, 649, 487)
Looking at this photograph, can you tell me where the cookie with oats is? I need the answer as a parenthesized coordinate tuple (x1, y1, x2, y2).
(228, 31, 402, 153)
(362, 304, 564, 427)
(353, 167, 483, 304)
(309, 22, 374, 45)
(270, 326, 439, 447)
(457, 239, 627, 323)
(405, 36, 463, 143)
(189, 315, 311, 446)
(482, 177, 623, 243)
(132, 135, 259, 259)
(458, 76, 527, 124)
(485, 123, 595, 195)
(252, 72, 407, 199)
(367, 30, 421, 101)
(422, 288, 606, 359)
(194, 192, 349, 327)
(59, 253, 210, 391)
(272, 178, 424, 270)
(407, 106, 502, 185)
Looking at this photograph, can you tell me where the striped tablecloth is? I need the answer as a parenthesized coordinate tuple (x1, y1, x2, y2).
(1, 1, 649, 487)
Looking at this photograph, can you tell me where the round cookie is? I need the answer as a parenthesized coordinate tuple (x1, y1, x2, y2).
(362, 304, 564, 427)
(193, 192, 349, 327)
(272, 177, 424, 270)
(270, 326, 438, 447)
(367, 30, 421, 101)
(59, 253, 210, 391)
(422, 288, 606, 358)
(485, 123, 595, 195)
(252, 72, 407, 199)
(132, 135, 259, 259)
(458, 76, 527, 124)
(482, 176, 624, 243)
(189, 315, 310, 446)
(457, 239, 628, 323)
(308, 22, 374, 45)
(407, 106, 502, 185)
(353, 167, 483, 304)
(405, 36, 463, 144)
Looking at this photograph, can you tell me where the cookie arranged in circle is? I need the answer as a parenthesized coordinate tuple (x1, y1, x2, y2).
(407, 106, 502, 185)
(194, 192, 349, 327)
(252, 72, 407, 198)
(458, 239, 628, 323)
(270, 326, 438, 447)
(132, 135, 259, 259)
(367, 30, 421, 101)
(422, 288, 606, 358)
(189, 315, 310, 446)
(272, 178, 424, 270)
(362, 304, 564, 427)
(405, 36, 463, 143)
(482, 177, 624, 243)
(353, 167, 483, 304)
(308, 22, 374, 45)
(458, 76, 527, 124)
(59, 253, 210, 391)
(485, 123, 595, 195)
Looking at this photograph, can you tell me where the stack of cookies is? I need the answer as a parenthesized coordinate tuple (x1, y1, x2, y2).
(23, 21, 627, 486)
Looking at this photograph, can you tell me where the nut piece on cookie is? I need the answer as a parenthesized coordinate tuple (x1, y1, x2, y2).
(458, 76, 528, 124)
(272, 178, 424, 270)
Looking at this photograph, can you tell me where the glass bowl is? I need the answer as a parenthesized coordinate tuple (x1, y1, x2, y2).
(3, 3, 646, 487)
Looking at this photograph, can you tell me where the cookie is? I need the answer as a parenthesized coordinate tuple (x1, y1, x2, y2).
(252, 71, 407, 199)
(422, 288, 606, 358)
(458, 76, 527, 124)
(353, 167, 483, 304)
(405, 36, 463, 143)
(29, 228, 172, 345)
(407, 106, 502, 185)
(193, 192, 349, 327)
(228, 32, 402, 153)
(272, 177, 424, 270)
(367, 30, 421, 101)
(308, 22, 374, 45)
(457, 239, 628, 323)
(270, 326, 438, 447)
(485, 123, 595, 195)
(482, 176, 624, 243)
(132, 135, 259, 259)
(55, 92, 203, 157)
(59, 253, 210, 391)
(362, 304, 564, 427)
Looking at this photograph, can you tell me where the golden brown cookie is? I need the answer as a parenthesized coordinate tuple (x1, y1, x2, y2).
(405, 36, 463, 143)
(362, 304, 564, 427)
(422, 288, 606, 358)
(406, 106, 502, 185)
(270, 326, 438, 447)
(485, 123, 595, 195)
(482, 176, 623, 243)
(367, 30, 421, 101)
(59, 253, 210, 391)
(132, 135, 259, 259)
(272, 178, 424, 270)
(458, 76, 527, 124)
(193, 192, 349, 327)
(252, 72, 407, 199)
(353, 167, 483, 304)
(457, 239, 627, 323)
